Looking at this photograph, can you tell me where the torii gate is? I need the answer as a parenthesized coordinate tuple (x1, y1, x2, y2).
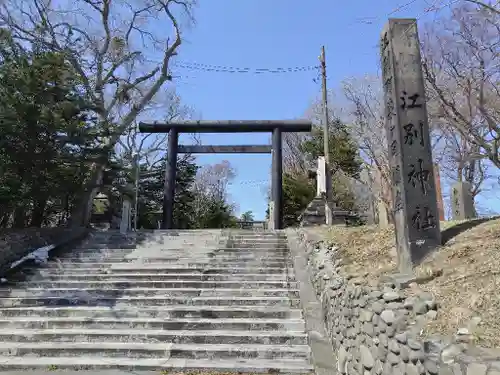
(138, 120, 312, 230)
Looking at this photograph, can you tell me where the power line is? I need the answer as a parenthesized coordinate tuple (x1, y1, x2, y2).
(170, 60, 320, 74)
(350, 0, 422, 26)
(228, 179, 270, 186)
(363, 0, 460, 52)
(397, 0, 461, 43)
(349, 0, 452, 28)
(328, 0, 458, 62)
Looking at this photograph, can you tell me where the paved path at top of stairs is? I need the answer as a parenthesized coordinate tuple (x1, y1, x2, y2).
(0, 230, 313, 374)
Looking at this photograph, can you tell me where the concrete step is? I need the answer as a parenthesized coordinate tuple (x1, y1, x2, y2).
(15, 280, 298, 289)
(52, 253, 291, 262)
(0, 296, 301, 308)
(0, 328, 308, 345)
(1, 287, 300, 298)
(228, 232, 280, 234)
(70, 248, 290, 255)
(186, 244, 288, 248)
(26, 266, 293, 275)
(208, 244, 289, 248)
(229, 239, 287, 241)
(109, 265, 292, 274)
(55, 252, 133, 259)
(74, 244, 139, 249)
(58, 258, 288, 266)
(228, 238, 287, 241)
(223, 245, 289, 250)
(229, 235, 286, 239)
(0, 341, 310, 360)
(229, 235, 286, 238)
(227, 240, 287, 244)
(81, 237, 138, 243)
(228, 238, 286, 241)
(59, 249, 137, 255)
(45, 253, 290, 260)
(0, 306, 304, 319)
(0, 355, 313, 373)
(33, 273, 292, 282)
(40, 261, 293, 269)
(0, 317, 305, 331)
(82, 237, 138, 242)
(228, 236, 286, 239)
(50, 255, 291, 263)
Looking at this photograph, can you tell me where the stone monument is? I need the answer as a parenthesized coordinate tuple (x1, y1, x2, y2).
(380, 19, 441, 273)
(299, 158, 327, 227)
(451, 181, 476, 220)
(357, 168, 376, 224)
(300, 157, 356, 226)
(267, 201, 275, 230)
(120, 196, 132, 234)
(371, 166, 392, 228)
(316, 156, 327, 196)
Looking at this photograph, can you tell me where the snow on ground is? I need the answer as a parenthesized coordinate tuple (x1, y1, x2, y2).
(10, 244, 55, 269)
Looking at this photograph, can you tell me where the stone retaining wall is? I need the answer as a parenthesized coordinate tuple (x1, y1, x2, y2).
(0, 226, 88, 276)
(296, 229, 500, 375)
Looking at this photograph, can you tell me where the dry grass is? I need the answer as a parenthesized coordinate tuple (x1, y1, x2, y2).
(321, 224, 398, 277)
(317, 218, 500, 348)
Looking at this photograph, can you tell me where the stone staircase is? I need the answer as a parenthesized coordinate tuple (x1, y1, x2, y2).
(0, 229, 313, 373)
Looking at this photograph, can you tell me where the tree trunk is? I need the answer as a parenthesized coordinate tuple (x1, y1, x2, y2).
(59, 194, 71, 226)
(70, 164, 105, 228)
(30, 196, 48, 227)
(13, 205, 27, 228)
(0, 208, 12, 228)
(465, 144, 479, 185)
(457, 166, 463, 182)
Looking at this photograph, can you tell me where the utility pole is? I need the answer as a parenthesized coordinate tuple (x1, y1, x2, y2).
(320, 46, 333, 225)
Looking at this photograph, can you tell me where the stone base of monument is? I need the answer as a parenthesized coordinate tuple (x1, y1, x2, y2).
(300, 196, 359, 226)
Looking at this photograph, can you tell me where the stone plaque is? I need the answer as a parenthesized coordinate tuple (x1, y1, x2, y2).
(451, 181, 476, 220)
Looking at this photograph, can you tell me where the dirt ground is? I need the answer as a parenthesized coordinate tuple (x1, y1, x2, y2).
(317, 218, 500, 348)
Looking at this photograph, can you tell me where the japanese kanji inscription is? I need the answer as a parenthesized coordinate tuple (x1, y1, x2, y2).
(451, 182, 476, 220)
(380, 18, 441, 273)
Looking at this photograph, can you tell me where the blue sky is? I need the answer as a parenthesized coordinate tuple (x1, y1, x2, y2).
(161, 0, 498, 219)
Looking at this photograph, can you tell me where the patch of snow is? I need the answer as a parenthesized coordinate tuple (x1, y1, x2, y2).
(10, 244, 55, 269)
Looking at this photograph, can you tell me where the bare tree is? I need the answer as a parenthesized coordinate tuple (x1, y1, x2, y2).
(0, 0, 196, 226)
(463, 0, 500, 15)
(431, 121, 489, 198)
(194, 161, 236, 201)
(191, 161, 237, 220)
(283, 91, 343, 176)
(117, 88, 196, 169)
(341, 75, 394, 220)
(113, 88, 196, 229)
(422, 4, 500, 170)
(282, 131, 308, 176)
